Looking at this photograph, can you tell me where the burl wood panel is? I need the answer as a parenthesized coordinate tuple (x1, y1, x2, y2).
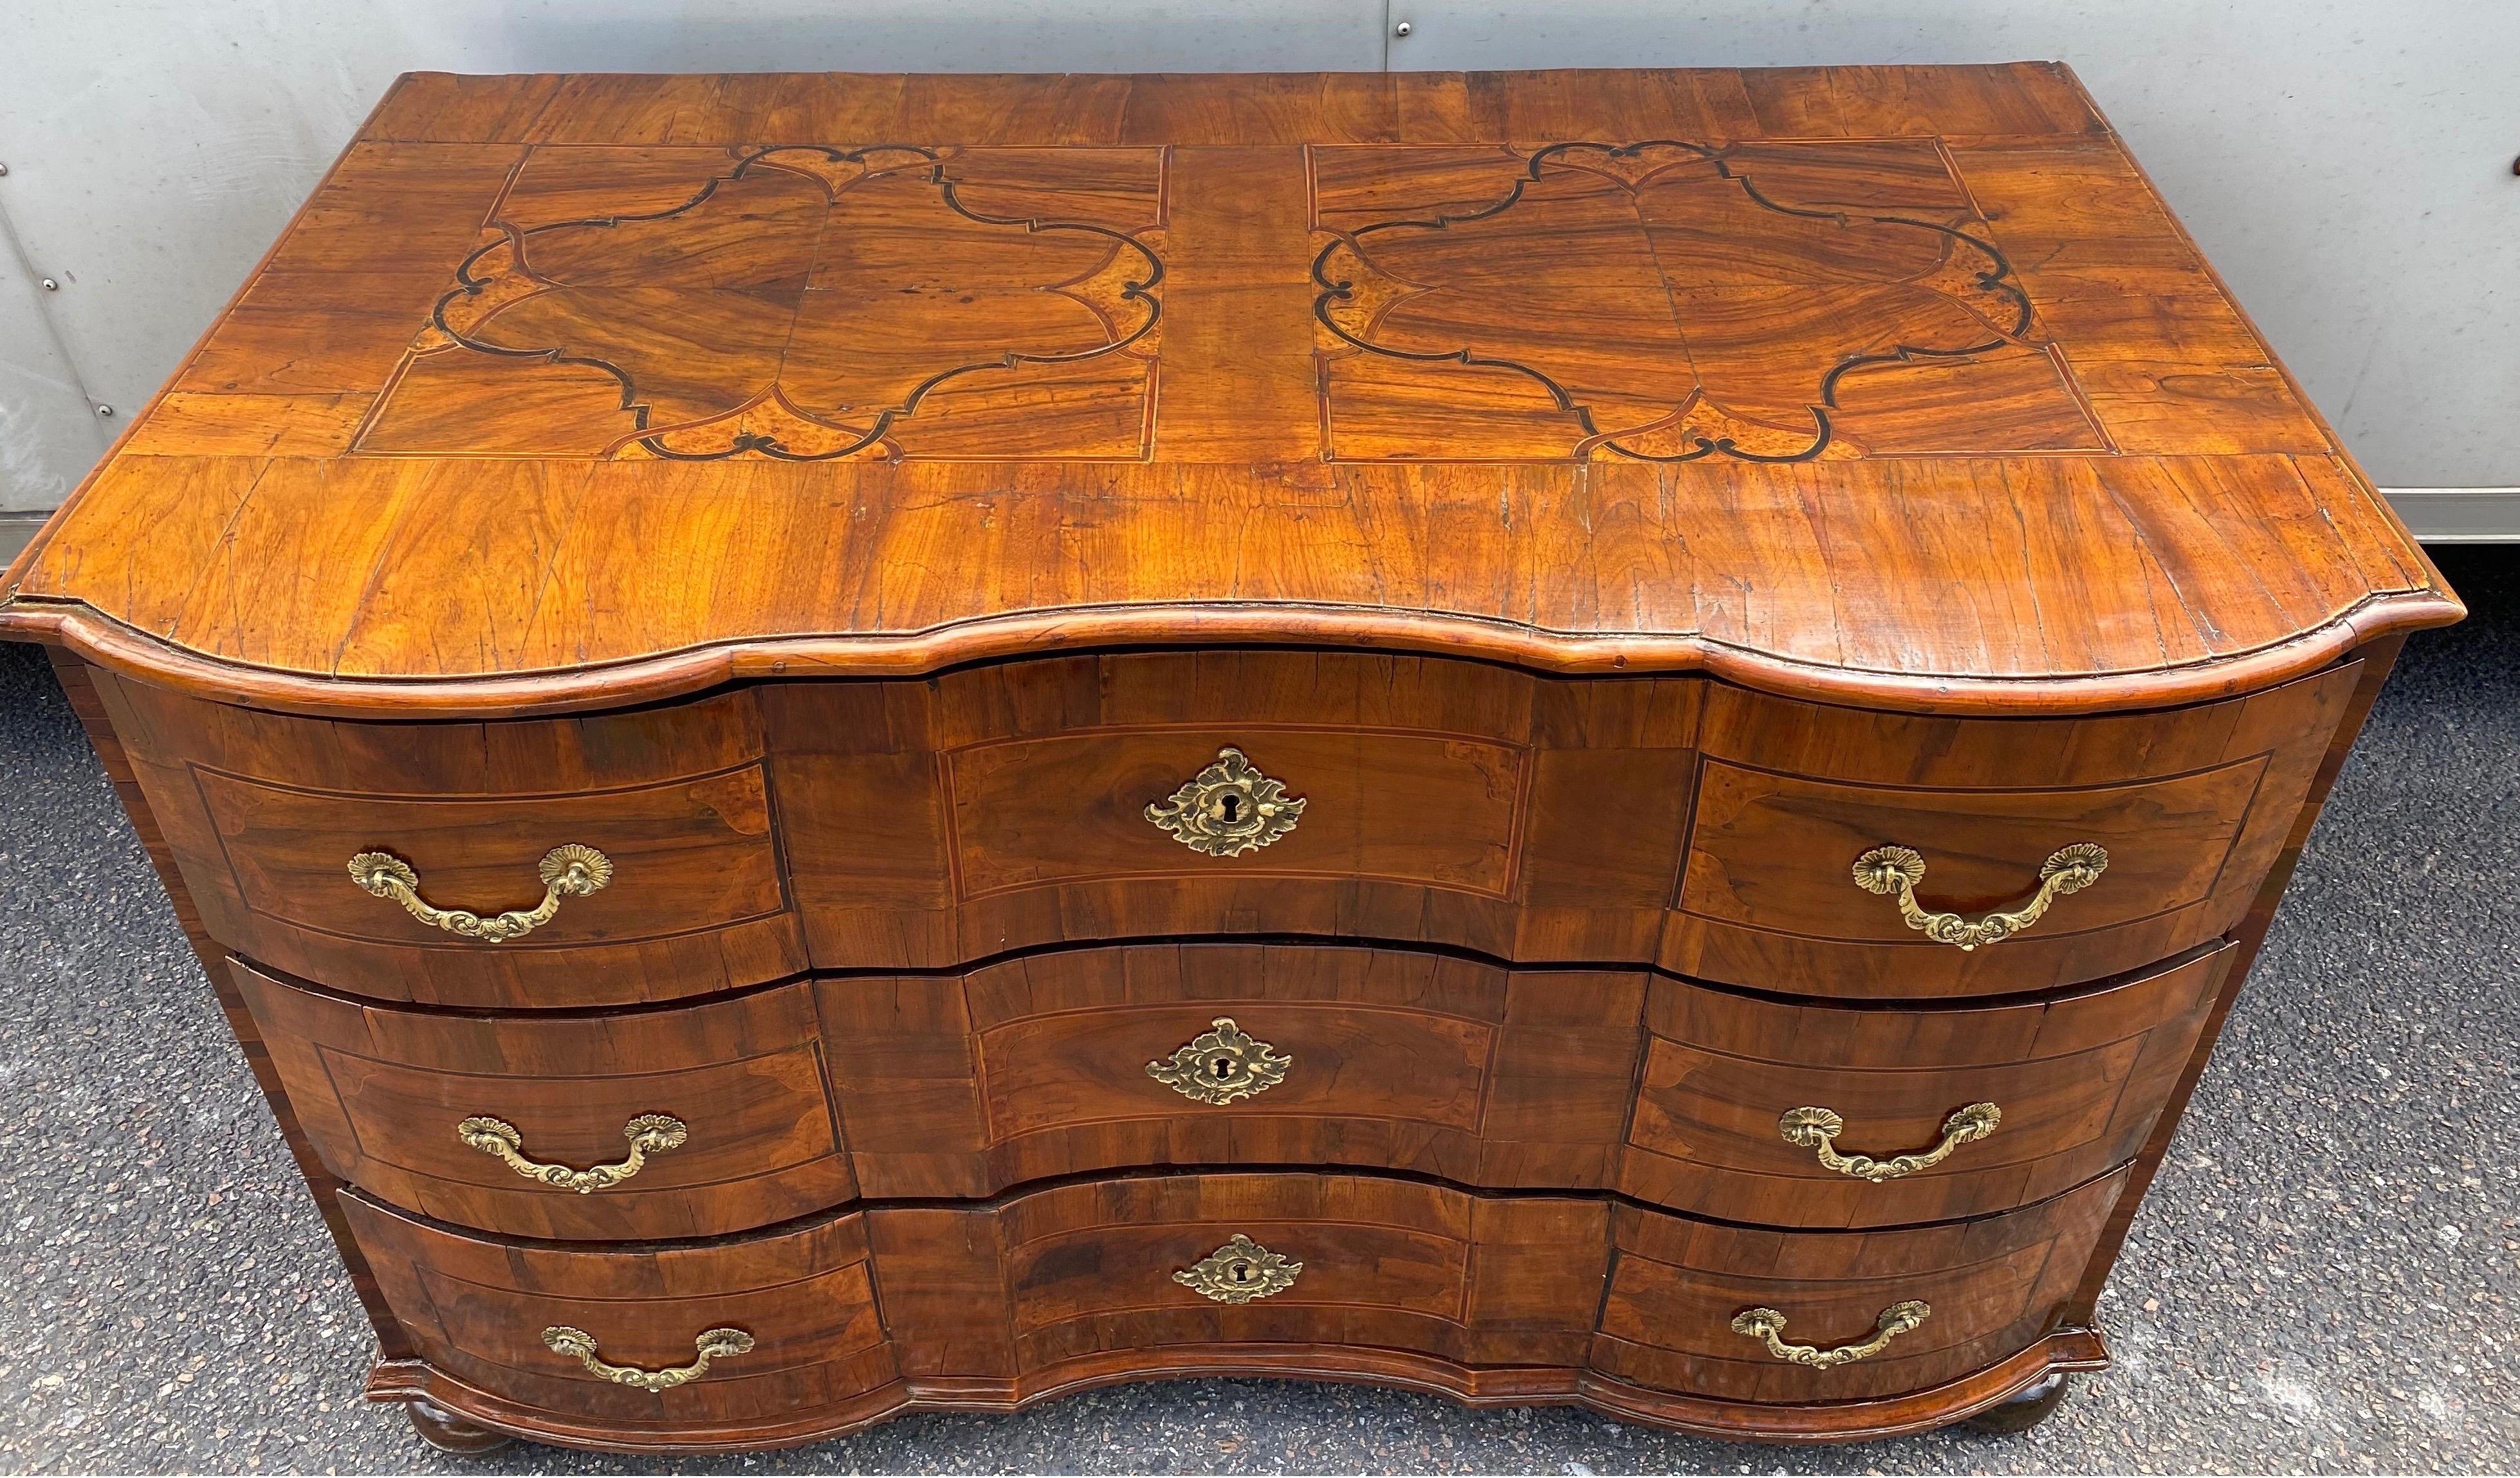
(342, 1194, 901, 1436)
(814, 942, 1646, 1197)
(1621, 949, 2226, 1227)
(87, 670, 808, 1008)
(1665, 661, 2365, 996)
(2, 70, 2457, 718)
(865, 1173, 1612, 1380)
(1597, 1167, 2128, 1403)
(768, 652, 1702, 969)
(236, 964, 854, 1240)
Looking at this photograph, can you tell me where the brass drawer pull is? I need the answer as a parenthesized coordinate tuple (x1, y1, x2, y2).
(541, 1325, 753, 1392)
(347, 843, 612, 942)
(1850, 843, 2107, 951)
(1173, 1233, 1301, 1303)
(1145, 747, 1306, 856)
(1731, 1300, 1930, 1370)
(1148, 1017, 1292, 1104)
(458, 1113, 688, 1194)
(1779, 1102, 2000, 1182)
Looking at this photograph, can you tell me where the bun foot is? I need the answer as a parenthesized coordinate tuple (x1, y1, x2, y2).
(1960, 1371, 2069, 1434)
(407, 1398, 514, 1455)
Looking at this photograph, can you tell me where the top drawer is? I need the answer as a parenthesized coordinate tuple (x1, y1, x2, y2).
(1664, 661, 2365, 998)
(93, 671, 807, 1009)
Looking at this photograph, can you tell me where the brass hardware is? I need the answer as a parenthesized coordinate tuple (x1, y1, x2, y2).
(347, 843, 612, 942)
(1147, 1017, 1292, 1105)
(1779, 1103, 2001, 1181)
(1850, 843, 2106, 951)
(541, 1325, 753, 1392)
(1173, 1233, 1301, 1304)
(1145, 747, 1306, 857)
(458, 1113, 688, 1194)
(1731, 1300, 1930, 1370)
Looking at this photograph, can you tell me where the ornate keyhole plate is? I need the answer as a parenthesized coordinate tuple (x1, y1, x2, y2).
(1144, 747, 1306, 857)
(1172, 1233, 1302, 1304)
(1147, 1017, 1292, 1105)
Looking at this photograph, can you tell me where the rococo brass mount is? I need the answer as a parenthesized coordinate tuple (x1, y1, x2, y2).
(1146, 1017, 1292, 1105)
(1851, 843, 2108, 951)
(1145, 748, 1306, 857)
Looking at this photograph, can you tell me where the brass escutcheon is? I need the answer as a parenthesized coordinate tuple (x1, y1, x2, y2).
(1173, 1233, 1301, 1304)
(1145, 748, 1306, 857)
(1147, 1017, 1292, 1106)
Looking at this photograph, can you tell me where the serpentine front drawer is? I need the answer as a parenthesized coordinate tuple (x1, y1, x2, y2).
(1620, 948, 2226, 1228)
(239, 963, 853, 1240)
(1666, 662, 2365, 998)
(349, 1167, 2122, 1449)
(88, 670, 807, 1009)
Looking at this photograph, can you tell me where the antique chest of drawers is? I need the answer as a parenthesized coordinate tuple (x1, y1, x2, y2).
(0, 66, 2461, 1453)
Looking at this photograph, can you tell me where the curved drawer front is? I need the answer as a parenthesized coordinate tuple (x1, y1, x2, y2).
(817, 942, 1647, 1197)
(868, 1173, 1612, 1379)
(240, 963, 854, 1239)
(1666, 661, 2363, 998)
(768, 651, 1703, 969)
(1597, 1167, 2129, 1404)
(94, 671, 806, 1008)
(1621, 949, 2227, 1227)
(343, 1195, 900, 1440)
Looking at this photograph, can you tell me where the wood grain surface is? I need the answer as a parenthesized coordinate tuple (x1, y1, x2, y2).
(814, 941, 1647, 1197)
(344, 1166, 2120, 1448)
(1620, 949, 2225, 1227)
(0, 67, 2458, 718)
(239, 965, 854, 1240)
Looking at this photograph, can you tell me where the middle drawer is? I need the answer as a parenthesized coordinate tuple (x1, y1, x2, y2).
(245, 939, 2227, 1242)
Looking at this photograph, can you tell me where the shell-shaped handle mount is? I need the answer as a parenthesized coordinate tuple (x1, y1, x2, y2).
(1731, 1300, 1930, 1370)
(458, 1113, 688, 1194)
(1851, 843, 2106, 951)
(1778, 1102, 2001, 1182)
(347, 843, 612, 943)
(541, 1325, 753, 1392)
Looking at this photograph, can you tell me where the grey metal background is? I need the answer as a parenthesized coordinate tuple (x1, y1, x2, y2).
(0, 0, 2513, 520)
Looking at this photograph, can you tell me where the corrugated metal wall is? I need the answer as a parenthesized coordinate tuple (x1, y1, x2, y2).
(3, 0, 2512, 525)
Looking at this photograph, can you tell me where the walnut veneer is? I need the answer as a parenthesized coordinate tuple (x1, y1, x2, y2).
(0, 65, 2460, 1453)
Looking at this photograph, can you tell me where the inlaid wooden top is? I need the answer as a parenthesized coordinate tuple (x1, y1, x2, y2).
(0, 67, 2458, 715)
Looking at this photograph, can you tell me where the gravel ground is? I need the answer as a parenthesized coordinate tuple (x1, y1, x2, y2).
(1, 549, 2514, 1475)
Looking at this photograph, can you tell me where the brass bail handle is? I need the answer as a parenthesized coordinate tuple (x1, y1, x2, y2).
(1778, 1103, 2001, 1181)
(1850, 843, 2106, 951)
(541, 1325, 753, 1392)
(458, 1113, 688, 1194)
(347, 843, 612, 943)
(1731, 1300, 1930, 1369)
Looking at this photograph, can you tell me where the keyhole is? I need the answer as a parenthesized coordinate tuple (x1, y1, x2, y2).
(1229, 1261, 1253, 1283)
(1215, 792, 1243, 823)
(1209, 1054, 1238, 1080)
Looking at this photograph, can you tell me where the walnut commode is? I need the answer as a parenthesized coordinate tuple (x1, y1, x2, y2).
(0, 65, 2459, 1454)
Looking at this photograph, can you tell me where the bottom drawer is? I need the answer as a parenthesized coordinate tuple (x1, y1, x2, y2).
(1599, 1165, 2129, 1403)
(342, 1194, 902, 1439)
(349, 1169, 2126, 1444)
